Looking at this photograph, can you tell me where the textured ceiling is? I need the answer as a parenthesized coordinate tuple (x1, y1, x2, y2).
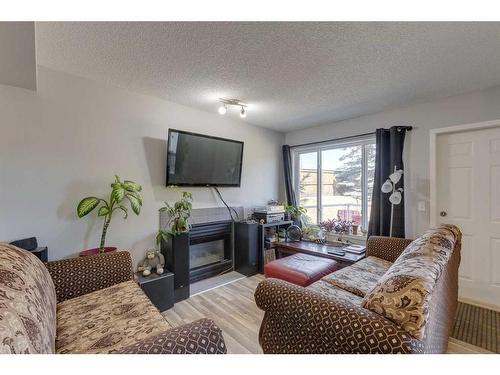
(35, 22, 500, 132)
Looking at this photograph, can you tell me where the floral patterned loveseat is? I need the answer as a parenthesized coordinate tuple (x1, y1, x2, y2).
(0, 244, 226, 354)
(255, 224, 461, 354)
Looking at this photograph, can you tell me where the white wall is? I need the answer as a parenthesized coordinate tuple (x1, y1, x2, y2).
(286, 86, 500, 238)
(0, 67, 284, 266)
(0, 22, 37, 90)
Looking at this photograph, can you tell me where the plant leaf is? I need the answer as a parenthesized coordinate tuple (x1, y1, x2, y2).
(156, 229, 168, 245)
(123, 180, 142, 192)
(126, 191, 143, 205)
(126, 194, 141, 215)
(112, 185, 125, 202)
(77, 197, 100, 217)
(114, 205, 128, 219)
(98, 206, 109, 217)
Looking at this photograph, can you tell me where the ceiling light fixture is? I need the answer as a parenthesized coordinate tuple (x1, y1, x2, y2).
(218, 104, 227, 115)
(217, 98, 248, 118)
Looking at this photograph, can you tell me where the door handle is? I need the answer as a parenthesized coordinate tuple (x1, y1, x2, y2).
(440, 211, 447, 217)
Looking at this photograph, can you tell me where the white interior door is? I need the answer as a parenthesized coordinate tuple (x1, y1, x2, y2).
(436, 126, 500, 309)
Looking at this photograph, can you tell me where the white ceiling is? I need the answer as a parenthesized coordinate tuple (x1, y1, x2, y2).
(35, 22, 500, 132)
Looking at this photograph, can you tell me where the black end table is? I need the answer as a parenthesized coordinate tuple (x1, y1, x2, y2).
(136, 271, 174, 312)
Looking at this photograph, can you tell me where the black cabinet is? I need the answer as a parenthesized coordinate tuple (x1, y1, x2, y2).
(234, 222, 259, 276)
(137, 272, 174, 312)
(161, 233, 190, 303)
(234, 221, 293, 274)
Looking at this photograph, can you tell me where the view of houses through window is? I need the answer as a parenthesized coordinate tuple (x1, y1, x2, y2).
(293, 137, 375, 234)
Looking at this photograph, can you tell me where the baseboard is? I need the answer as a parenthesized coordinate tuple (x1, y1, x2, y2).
(458, 297, 500, 312)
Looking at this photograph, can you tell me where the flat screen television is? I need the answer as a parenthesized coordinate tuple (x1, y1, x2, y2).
(166, 129, 244, 187)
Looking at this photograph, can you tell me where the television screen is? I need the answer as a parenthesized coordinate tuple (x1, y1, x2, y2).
(166, 129, 244, 187)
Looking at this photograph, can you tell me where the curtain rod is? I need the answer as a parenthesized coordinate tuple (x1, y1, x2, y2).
(289, 126, 412, 149)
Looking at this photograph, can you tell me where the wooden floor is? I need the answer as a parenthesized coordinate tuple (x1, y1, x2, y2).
(162, 274, 491, 354)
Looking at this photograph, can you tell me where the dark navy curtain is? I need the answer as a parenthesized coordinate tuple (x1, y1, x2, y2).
(282, 145, 297, 207)
(368, 127, 408, 238)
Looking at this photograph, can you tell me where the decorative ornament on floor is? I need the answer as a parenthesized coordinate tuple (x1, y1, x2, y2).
(138, 249, 165, 276)
(77, 175, 142, 256)
(381, 166, 404, 237)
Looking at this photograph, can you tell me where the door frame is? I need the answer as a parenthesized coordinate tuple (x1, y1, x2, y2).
(429, 119, 500, 227)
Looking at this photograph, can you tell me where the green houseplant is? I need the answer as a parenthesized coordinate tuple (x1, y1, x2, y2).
(284, 204, 307, 225)
(77, 175, 143, 254)
(159, 189, 193, 236)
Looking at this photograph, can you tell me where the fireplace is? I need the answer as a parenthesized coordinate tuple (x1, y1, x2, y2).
(160, 207, 242, 302)
(188, 221, 233, 283)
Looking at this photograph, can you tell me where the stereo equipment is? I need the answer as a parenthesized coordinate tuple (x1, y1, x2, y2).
(252, 212, 285, 224)
(254, 205, 285, 214)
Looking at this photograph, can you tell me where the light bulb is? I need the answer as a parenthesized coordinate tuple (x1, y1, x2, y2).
(240, 106, 246, 118)
(389, 191, 402, 205)
(218, 104, 227, 115)
(381, 179, 392, 193)
(389, 169, 403, 184)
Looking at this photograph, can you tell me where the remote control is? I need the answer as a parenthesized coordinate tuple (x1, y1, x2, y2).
(327, 249, 345, 256)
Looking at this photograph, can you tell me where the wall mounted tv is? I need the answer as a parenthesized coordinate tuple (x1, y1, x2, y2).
(166, 129, 244, 187)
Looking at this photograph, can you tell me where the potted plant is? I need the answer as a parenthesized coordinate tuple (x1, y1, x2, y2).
(159, 190, 193, 236)
(77, 175, 143, 256)
(284, 204, 307, 226)
(158, 188, 193, 302)
(333, 219, 352, 243)
(320, 218, 354, 244)
(319, 218, 337, 234)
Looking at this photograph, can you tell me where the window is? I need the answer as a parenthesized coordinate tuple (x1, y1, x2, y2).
(292, 136, 376, 233)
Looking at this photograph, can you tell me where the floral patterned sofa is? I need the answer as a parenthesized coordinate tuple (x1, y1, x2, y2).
(255, 224, 461, 354)
(0, 244, 226, 354)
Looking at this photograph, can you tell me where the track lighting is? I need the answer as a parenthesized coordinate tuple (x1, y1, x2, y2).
(218, 104, 227, 115)
(217, 98, 248, 118)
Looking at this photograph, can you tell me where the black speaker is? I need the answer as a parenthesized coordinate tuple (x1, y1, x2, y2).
(9, 237, 48, 262)
(161, 233, 190, 302)
(234, 222, 259, 276)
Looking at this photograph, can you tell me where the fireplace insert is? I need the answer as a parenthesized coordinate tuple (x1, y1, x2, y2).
(188, 221, 233, 283)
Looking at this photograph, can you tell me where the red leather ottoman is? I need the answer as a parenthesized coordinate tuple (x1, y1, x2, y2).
(264, 253, 339, 287)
